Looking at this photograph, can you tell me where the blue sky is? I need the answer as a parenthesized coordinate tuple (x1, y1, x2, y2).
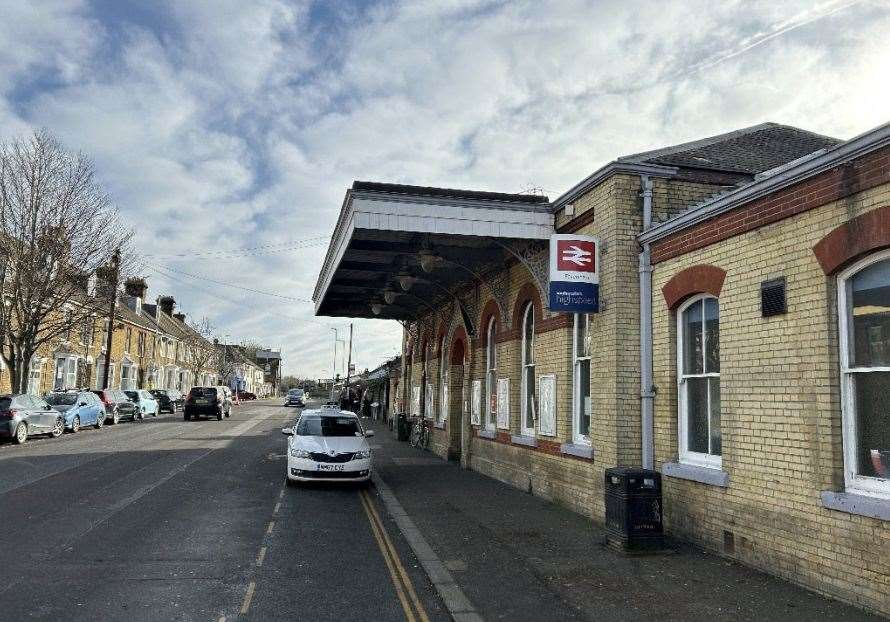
(1, 0, 887, 379)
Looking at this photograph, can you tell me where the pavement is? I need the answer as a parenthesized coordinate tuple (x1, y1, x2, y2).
(0, 399, 448, 621)
(368, 416, 887, 622)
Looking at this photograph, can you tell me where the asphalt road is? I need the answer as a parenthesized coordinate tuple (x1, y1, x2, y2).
(0, 399, 447, 622)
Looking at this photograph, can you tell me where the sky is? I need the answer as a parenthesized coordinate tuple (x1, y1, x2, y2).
(0, 0, 887, 380)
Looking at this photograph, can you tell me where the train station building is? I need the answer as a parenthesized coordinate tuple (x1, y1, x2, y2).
(313, 121, 890, 616)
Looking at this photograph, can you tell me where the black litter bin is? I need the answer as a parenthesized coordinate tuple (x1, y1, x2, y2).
(396, 413, 410, 441)
(604, 467, 664, 552)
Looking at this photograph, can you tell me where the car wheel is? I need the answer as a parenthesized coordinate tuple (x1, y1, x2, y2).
(50, 418, 64, 438)
(216, 409, 223, 421)
(95, 414, 104, 430)
(71, 416, 80, 433)
(13, 423, 27, 444)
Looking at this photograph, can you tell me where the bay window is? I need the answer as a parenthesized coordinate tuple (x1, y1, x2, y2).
(521, 303, 536, 436)
(839, 250, 890, 498)
(678, 295, 721, 468)
(572, 313, 591, 444)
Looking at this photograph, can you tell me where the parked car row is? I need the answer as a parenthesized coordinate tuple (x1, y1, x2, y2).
(1, 387, 178, 444)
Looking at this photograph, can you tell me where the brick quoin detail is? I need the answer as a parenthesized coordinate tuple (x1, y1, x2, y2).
(813, 205, 890, 274)
(662, 264, 726, 309)
(651, 146, 890, 264)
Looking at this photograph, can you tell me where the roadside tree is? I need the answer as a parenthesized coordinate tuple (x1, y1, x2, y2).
(0, 130, 132, 393)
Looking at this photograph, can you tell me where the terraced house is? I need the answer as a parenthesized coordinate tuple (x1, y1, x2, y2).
(0, 275, 219, 396)
(313, 120, 890, 616)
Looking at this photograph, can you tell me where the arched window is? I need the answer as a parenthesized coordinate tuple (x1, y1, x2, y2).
(438, 339, 448, 424)
(572, 313, 591, 444)
(839, 250, 890, 496)
(677, 295, 721, 467)
(521, 303, 536, 436)
(485, 317, 497, 431)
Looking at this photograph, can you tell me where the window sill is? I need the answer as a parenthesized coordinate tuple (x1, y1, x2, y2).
(434, 421, 446, 430)
(821, 491, 890, 521)
(477, 429, 497, 439)
(662, 462, 729, 487)
(560, 443, 594, 460)
(511, 435, 537, 447)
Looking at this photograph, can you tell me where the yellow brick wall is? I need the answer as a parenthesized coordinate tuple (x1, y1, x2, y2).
(650, 182, 890, 616)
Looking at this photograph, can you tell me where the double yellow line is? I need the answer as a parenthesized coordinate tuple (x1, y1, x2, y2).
(360, 489, 430, 622)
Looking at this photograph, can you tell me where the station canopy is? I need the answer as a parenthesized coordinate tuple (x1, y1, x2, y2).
(313, 182, 553, 321)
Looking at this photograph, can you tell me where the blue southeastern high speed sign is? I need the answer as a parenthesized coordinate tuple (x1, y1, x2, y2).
(548, 234, 600, 313)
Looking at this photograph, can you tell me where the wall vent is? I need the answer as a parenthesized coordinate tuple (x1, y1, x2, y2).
(761, 277, 786, 317)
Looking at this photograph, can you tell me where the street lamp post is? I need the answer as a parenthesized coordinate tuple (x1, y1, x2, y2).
(330, 327, 338, 401)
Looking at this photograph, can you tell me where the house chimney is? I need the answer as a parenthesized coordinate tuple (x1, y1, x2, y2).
(159, 295, 175, 316)
(124, 277, 148, 299)
(124, 277, 147, 315)
(173, 312, 186, 323)
(95, 265, 116, 298)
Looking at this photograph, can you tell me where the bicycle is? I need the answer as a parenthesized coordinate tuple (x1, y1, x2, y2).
(409, 416, 431, 450)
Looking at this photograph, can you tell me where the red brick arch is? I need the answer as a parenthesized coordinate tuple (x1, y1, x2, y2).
(511, 282, 544, 334)
(478, 299, 501, 346)
(813, 205, 890, 275)
(662, 264, 727, 310)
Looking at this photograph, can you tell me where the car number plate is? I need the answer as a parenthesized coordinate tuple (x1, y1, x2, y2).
(195, 399, 208, 405)
(317, 464, 344, 472)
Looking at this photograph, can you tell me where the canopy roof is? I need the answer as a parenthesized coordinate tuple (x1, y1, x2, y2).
(313, 182, 552, 320)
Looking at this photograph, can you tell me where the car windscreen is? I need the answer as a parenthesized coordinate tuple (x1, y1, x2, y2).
(125, 391, 139, 400)
(46, 393, 78, 406)
(190, 387, 217, 398)
(296, 415, 361, 437)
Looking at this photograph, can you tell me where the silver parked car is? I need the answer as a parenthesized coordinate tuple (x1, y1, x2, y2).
(0, 394, 65, 444)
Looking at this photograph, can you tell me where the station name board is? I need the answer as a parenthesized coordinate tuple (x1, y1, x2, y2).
(548, 234, 600, 313)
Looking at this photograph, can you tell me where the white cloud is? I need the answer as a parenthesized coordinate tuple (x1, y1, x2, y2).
(0, 0, 887, 377)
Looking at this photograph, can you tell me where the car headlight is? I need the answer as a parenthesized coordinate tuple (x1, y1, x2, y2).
(352, 450, 371, 460)
(290, 448, 311, 459)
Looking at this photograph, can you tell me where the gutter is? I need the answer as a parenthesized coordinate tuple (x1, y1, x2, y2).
(549, 162, 678, 213)
(639, 121, 890, 244)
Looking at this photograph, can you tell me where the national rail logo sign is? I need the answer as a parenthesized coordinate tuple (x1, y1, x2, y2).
(548, 234, 600, 313)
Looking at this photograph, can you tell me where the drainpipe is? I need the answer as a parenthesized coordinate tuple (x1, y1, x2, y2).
(639, 175, 655, 470)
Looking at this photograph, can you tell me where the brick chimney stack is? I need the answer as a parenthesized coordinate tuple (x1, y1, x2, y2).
(173, 312, 186, 323)
(158, 296, 176, 316)
(124, 277, 148, 299)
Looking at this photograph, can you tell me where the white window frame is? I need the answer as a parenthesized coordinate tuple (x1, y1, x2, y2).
(521, 303, 536, 437)
(120, 361, 137, 391)
(676, 294, 722, 469)
(485, 317, 497, 431)
(438, 342, 448, 423)
(838, 248, 890, 499)
(572, 313, 592, 445)
(27, 358, 43, 396)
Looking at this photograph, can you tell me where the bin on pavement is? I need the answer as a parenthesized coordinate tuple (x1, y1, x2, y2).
(396, 413, 410, 441)
(604, 467, 664, 552)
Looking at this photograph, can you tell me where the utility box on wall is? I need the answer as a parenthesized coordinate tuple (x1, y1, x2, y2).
(604, 467, 664, 552)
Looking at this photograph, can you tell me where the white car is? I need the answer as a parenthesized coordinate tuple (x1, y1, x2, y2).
(282, 409, 374, 485)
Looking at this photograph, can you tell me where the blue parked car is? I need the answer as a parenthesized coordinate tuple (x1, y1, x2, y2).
(125, 390, 159, 418)
(45, 390, 105, 433)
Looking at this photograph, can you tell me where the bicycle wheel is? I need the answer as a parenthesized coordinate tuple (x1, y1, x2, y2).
(409, 423, 421, 447)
